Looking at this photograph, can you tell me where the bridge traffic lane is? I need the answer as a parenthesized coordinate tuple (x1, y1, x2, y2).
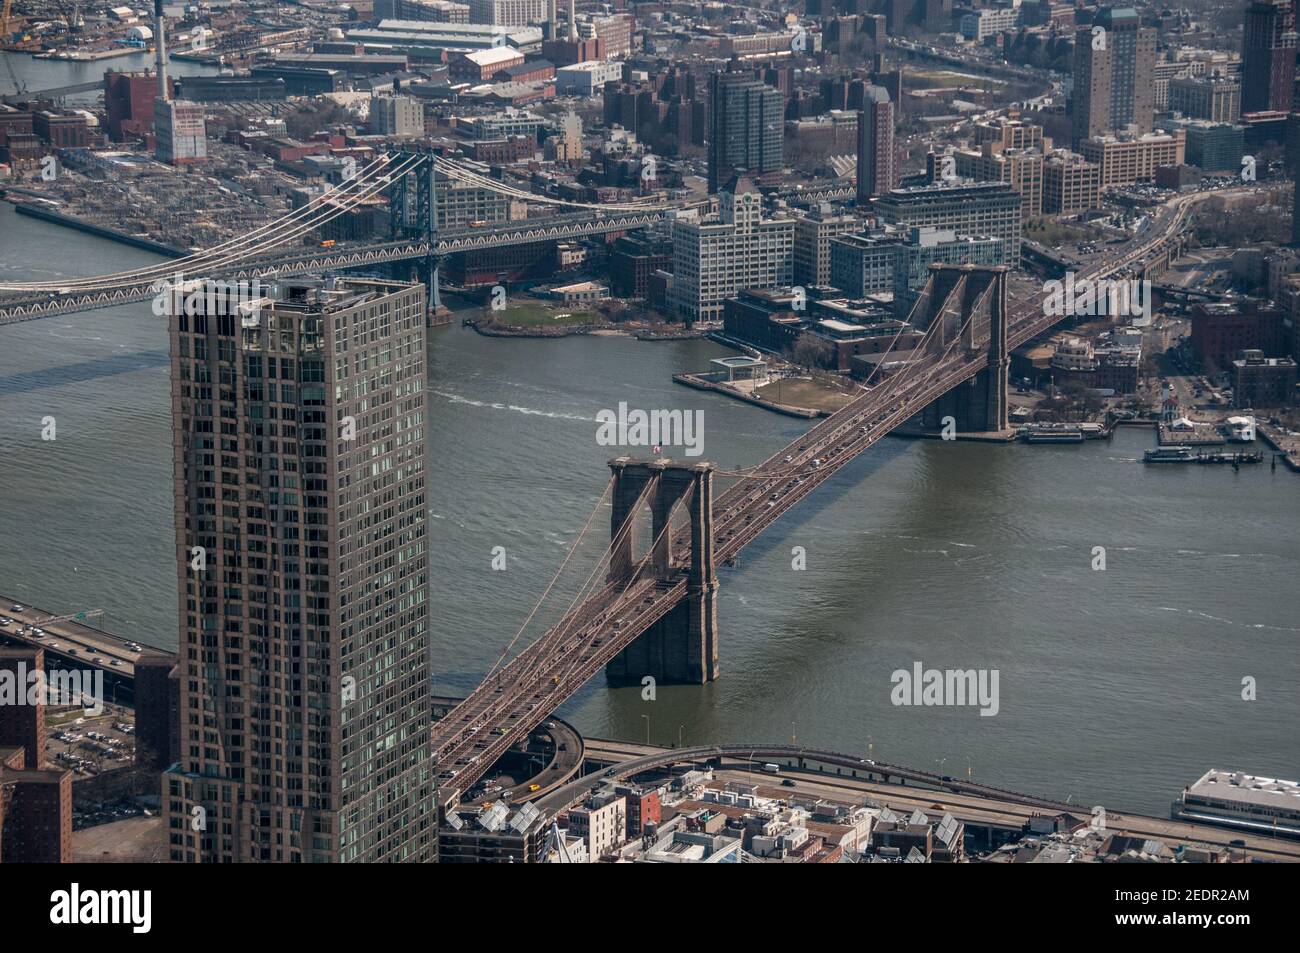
(0, 599, 140, 676)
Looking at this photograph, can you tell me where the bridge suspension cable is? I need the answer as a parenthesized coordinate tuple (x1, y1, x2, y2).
(113, 153, 424, 291)
(435, 477, 694, 762)
(704, 303, 991, 561)
(714, 304, 988, 555)
(434, 462, 711, 763)
(712, 313, 926, 480)
(709, 294, 962, 487)
(0, 153, 424, 292)
(478, 471, 661, 703)
(519, 478, 692, 692)
(546, 483, 697, 695)
(430, 155, 678, 213)
(479, 475, 614, 683)
(431, 474, 661, 755)
(0, 154, 406, 292)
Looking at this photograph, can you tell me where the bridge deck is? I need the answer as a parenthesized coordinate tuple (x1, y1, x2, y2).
(0, 210, 669, 324)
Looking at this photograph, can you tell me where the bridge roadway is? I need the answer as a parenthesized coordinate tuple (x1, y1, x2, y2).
(0, 595, 173, 678)
(0, 209, 670, 324)
(429, 187, 1216, 806)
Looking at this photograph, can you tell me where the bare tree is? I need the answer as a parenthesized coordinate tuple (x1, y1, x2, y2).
(790, 332, 835, 370)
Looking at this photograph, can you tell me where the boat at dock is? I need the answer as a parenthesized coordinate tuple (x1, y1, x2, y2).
(1194, 451, 1263, 465)
(1144, 447, 1263, 464)
(1021, 424, 1084, 443)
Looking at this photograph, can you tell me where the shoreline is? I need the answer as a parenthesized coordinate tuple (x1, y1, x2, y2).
(1257, 422, 1300, 472)
(5, 198, 188, 258)
(465, 314, 708, 341)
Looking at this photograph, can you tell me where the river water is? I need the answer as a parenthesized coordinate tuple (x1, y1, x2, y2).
(1, 49, 218, 100)
(0, 200, 1296, 816)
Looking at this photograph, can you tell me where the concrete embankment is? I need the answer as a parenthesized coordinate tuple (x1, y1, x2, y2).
(7, 199, 188, 258)
(1257, 423, 1300, 472)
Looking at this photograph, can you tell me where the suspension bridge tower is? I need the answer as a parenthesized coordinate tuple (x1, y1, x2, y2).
(604, 457, 720, 686)
(389, 148, 449, 326)
(912, 264, 1011, 435)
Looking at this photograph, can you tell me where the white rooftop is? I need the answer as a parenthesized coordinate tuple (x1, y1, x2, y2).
(464, 47, 524, 67)
(558, 60, 618, 73)
(1187, 770, 1300, 812)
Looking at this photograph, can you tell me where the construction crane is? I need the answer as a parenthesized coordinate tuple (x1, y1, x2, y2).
(2, 0, 27, 97)
(49, 0, 82, 33)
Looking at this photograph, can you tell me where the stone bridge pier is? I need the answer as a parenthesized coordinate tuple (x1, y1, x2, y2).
(913, 264, 1010, 435)
(604, 457, 719, 686)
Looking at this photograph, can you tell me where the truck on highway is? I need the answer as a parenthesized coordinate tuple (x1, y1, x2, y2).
(762, 763, 780, 774)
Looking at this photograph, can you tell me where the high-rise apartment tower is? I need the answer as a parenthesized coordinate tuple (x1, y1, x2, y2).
(162, 277, 435, 863)
(1071, 6, 1156, 144)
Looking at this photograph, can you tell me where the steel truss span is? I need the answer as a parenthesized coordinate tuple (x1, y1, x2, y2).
(0, 153, 678, 323)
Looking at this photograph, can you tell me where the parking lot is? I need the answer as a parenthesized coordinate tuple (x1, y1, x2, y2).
(47, 702, 137, 777)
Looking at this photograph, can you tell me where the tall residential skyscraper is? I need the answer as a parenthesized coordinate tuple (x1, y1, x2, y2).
(163, 277, 435, 863)
(1071, 6, 1156, 145)
(707, 68, 784, 194)
(856, 84, 896, 204)
(1242, 0, 1297, 114)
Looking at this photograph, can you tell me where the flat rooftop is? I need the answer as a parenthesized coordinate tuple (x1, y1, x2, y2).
(1186, 770, 1300, 813)
(711, 356, 766, 368)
